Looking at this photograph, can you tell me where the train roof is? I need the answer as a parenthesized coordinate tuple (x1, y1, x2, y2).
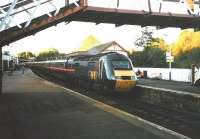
(73, 52, 128, 61)
(27, 59, 67, 64)
(29, 52, 129, 64)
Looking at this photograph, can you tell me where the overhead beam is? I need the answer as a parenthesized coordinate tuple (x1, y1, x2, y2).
(73, 6, 200, 29)
(0, 2, 85, 47)
(1, 2, 200, 47)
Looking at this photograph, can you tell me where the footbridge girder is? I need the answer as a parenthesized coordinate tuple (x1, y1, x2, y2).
(74, 6, 200, 28)
(0, 2, 85, 47)
(0, 0, 200, 47)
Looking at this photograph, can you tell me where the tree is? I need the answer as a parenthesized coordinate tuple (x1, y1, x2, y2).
(188, 48, 200, 64)
(174, 48, 200, 68)
(131, 27, 167, 68)
(17, 51, 35, 59)
(135, 27, 158, 49)
(132, 29, 200, 68)
(36, 48, 59, 61)
(79, 35, 100, 51)
(153, 38, 168, 51)
(171, 30, 200, 56)
(130, 47, 167, 68)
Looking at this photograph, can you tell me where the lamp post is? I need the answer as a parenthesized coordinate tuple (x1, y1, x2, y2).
(164, 33, 174, 81)
(169, 46, 172, 81)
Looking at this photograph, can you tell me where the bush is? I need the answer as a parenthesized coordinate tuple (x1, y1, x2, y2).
(130, 47, 168, 68)
(174, 48, 200, 68)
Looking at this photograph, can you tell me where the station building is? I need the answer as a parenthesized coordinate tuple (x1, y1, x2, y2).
(87, 41, 129, 56)
(66, 41, 129, 57)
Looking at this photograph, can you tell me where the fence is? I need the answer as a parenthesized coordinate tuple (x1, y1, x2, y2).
(134, 67, 192, 82)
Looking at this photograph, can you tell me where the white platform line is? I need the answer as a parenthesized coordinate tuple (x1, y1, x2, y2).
(137, 85, 200, 98)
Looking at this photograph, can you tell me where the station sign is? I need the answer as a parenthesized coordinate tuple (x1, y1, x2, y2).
(166, 52, 171, 57)
(166, 56, 174, 63)
(166, 52, 174, 63)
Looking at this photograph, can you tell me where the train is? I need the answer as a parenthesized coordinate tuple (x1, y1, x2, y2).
(28, 52, 137, 92)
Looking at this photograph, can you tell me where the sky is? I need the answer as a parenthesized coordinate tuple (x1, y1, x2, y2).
(2, 22, 181, 55)
(1, 0, 194, 56)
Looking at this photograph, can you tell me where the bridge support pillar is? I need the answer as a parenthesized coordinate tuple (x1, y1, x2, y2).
(0, 47, 2, 95)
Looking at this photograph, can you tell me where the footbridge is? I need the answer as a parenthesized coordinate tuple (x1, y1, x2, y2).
(0, 0, 200, 47)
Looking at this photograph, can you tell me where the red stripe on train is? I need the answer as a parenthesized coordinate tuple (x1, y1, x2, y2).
(48, 67, 75, 73)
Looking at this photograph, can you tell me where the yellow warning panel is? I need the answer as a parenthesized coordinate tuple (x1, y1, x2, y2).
(114, 70, 135, 77)
(115, 80, 136, 91)
(89, 71, 97, 80)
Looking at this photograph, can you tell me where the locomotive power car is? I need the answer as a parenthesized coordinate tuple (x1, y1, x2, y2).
(29, 52, 137, 91)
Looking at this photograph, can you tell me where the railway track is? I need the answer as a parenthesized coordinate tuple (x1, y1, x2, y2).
(34, 70, 200, 139)
(78, 91, 200, 139)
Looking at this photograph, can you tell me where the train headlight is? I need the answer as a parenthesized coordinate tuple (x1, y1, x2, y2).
(115, 76, 122, 80)
(111, 76, 116, 80)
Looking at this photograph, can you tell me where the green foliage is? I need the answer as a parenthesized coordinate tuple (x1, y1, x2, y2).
(171, 30, 200, 56)
(79, 35, 100, 51)
(135, 27, 158, 49)
(132, 28, 200, 68)
(17, 51, 35, 59)
(132, 27, 168, 68)
(130, 47, 168, 68)
(174, 48, 200, 68)
(131, 46, 200, 68)
(36, 48, 59, 61)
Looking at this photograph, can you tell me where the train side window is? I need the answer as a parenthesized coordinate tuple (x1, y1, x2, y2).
(99, 61, 103, 79)
(99, 61, 106, 79)
(65, 62, 72, 68)
(65, 62, 68, 68)
(88, 62, 96, 70)
(102, 65, 106, 80)
(74, 63, 80, 68)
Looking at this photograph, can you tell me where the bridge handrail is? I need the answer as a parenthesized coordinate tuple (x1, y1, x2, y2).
(0, 0, 83, 31)
(0, 0, 200, 32)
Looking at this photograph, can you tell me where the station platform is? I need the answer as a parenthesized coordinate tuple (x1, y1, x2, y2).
(138, 78, 200, 94)
(0, 69, 188, 139)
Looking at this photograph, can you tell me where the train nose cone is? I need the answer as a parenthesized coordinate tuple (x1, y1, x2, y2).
(115, 80, 137, 92)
